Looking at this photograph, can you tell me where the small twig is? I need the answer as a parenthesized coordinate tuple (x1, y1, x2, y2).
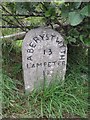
(2, 13, 44, 17)
(1, 32, 26, 41)
(0, 25, 31, 28)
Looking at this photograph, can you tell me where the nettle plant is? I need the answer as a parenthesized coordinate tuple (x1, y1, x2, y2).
(45, 2, 90, 46)
(59, 2, 90, 46)
(1, 2, 90, 46)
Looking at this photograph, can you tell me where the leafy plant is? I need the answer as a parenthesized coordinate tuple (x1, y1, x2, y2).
(1, 2, 89, 46)
(1, 2, 89, 118)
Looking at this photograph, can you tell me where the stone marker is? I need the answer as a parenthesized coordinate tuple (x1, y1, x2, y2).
(22, 27, 67, 91)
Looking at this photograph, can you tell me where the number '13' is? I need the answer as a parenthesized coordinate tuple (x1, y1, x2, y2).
(44, 49, 52, 55)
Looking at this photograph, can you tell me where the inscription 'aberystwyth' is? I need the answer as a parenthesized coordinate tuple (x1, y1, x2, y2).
(22, 28, 67, 91)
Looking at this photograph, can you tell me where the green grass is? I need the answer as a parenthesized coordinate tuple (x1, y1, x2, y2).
(0, 69, 2, 119)
(2, 67, 88, 118)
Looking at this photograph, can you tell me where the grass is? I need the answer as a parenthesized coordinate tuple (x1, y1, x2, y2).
(2, 68, 88, 118)
(1, 28, 89, 118)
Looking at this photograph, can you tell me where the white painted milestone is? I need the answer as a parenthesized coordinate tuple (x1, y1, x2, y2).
(22, 27, 67, 91)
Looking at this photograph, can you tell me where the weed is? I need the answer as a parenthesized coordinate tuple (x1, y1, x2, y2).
(2, 68, 88, 118)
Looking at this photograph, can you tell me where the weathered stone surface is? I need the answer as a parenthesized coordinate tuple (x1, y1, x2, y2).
(22, 27, 67, 91)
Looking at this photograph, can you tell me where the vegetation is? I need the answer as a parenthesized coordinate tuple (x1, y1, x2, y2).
(2, 69, 88, 118)
(0, 1, 89, 119)
(2, 43, 88, 118)
(1, 2, 90, 46)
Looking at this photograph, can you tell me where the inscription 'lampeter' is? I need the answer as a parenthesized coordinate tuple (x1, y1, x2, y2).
(27, 60, 65, 69)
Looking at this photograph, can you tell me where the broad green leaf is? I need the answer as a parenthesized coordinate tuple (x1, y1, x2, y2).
(83, 39, 90, 46)
(69, 12, 84, 26)
(45, 10, 50, 17)
(80, 5, 90, 17)
(80, 35, 84, 42)
(45, 7, 55, 17)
